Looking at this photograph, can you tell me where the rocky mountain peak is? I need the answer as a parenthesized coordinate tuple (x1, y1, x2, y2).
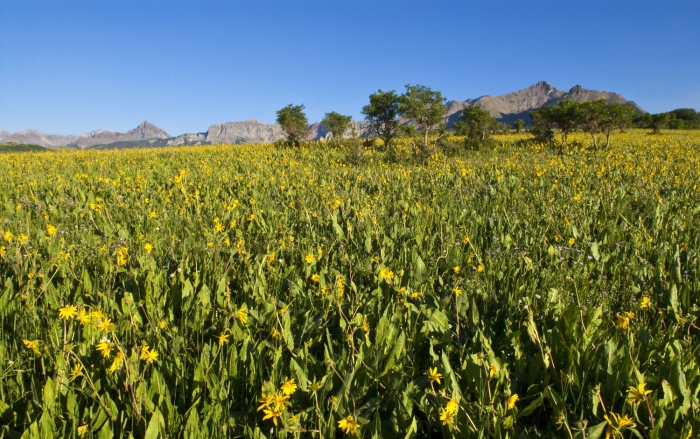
(532, 81, 556, 93)
(126, 121, 170, 139)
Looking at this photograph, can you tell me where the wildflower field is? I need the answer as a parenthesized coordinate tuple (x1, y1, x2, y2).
(0, 130, 699, 438)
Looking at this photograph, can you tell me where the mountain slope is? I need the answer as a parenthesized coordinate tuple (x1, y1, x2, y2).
(1, 82, 644, 147)
(446, 81, 643, 126)
(0, 121, 170, 148)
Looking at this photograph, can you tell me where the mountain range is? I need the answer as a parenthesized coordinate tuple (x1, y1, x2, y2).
(0, 82, 643, 149)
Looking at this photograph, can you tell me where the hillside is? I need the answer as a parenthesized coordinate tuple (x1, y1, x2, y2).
(0, 142, 50, 153)
(0, 82, 644, 147)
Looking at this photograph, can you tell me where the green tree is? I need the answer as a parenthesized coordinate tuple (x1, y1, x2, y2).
(601, 103, 637, 149)
(669, 108, 697, 121)
(513, 119, 524, 133)
(649, 113, 671, 134)
(549, 100, 582, 154)
(459, 106, 498, 141)
(276, 104, 309, 146)
(579, 99, 607, 150)
(396, 125, 417, 138)
(361, 90, 403, 150)
(321, 111, 352, 141)
(529, 106, 556, 146)
(399, 84, 447, 151)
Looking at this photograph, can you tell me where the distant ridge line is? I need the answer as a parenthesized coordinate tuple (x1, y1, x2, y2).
(0, 82, 643, 148)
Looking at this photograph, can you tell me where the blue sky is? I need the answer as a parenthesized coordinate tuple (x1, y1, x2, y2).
(1, 0, 699, 135)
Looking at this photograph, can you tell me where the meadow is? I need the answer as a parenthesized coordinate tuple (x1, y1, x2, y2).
(0, 130, 698, 438)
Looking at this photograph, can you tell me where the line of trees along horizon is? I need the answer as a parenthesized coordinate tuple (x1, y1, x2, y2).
(275, 87, 698, 152)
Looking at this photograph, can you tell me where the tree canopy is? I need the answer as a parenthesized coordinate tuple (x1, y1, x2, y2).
(399, 84, 447, 150)
(361, 90, 403, 150)
(276, 104, 309, 146)
(321, 111, 352, 140)
(455, 106, 498, 141)
(530, 100, 637, 153)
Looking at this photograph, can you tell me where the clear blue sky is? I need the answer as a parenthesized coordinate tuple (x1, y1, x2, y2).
(1, 0, 699, 136)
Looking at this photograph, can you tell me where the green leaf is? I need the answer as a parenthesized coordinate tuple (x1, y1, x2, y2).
(382, 331, 405, 375)
(586, 420, 608, 439)
(41, 378, 55, 412)
(290, 358, 308, 391)
(413, 255, 427, 285)
(97, 421, 114, 439)
(144, 408, 165, 439)
(283, 312, 294, 351)
(518, 393, 543, 418)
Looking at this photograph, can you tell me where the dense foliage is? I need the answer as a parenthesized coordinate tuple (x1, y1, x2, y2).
(1, 130, 699, 438)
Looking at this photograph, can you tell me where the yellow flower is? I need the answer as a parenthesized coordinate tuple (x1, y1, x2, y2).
(627, 382, 652, 405)
(158, 320, 167, 329)
(615, 313, 629, 329)
(426, 367, 442, 384)
(362, 318, 370, 334)
(305, 254, 315, 264)
(452, 286, 462, 296)
(489, 364, 497, 378)
(218, 332, 229, 346)
(289, 413, 299, 424)
(96, 339, 112, 358)
(214, 223, 224, 233)
(262, 405, 284, 426)
(96, 318, 116, 332)
(506, 394, 519, 410)
(0, 246, 5, 258)
(46, 225, 57, 236)
(77, 309, 90, 325)
(684, 427, 693, 439)
(90, 309, 106, 321)
(640, 297, 650, 309)
(311, 273, 320, 282)
(149, 211, 157, 219)
(23, 339, 40, 355)
(625, 311, 635, 319)
(445, 398, 458, 414)
(109, 352, 123, 373)
(144, 243, 153, 254)
(237, 304, 248, 325)
(477, 264, 484, 273)
(59, 305, 78, 320)
(379, 268, 394, 281)
(140, 345, 159, 363)
(453, 265, 461, 274)
(338, 416, 360, 434)
(568, 237, 576, 246)
(4, 230, 12, 243)
(69, 363, 83, 381)
(604, 412, 634, 436)
(77, 424, 89, 437)
(206, 241, 214, 248)
(281, 379, 297, 396)
(439, 407, 455, 425)
(257, 392, 276, 411)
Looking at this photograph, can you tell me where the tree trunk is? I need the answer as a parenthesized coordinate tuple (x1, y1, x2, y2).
(605, 131, 612, 150)
(591, 132, 598, 150)
(560, 131, 567, 155)
(424, 126, 429, 151)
